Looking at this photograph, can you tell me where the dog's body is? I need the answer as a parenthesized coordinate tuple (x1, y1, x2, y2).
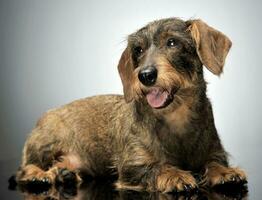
(16, 18, 246, 193)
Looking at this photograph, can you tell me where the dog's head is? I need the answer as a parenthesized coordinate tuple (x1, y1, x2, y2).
(118, 18, 231, 110)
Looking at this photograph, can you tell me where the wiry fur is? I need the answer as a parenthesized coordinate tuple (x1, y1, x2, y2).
(15, 17, 246, 193)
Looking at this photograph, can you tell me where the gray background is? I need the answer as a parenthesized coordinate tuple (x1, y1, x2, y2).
(0, 0, 261, 197)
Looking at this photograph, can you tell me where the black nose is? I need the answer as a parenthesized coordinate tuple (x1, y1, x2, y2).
(138, 66, 158, 86)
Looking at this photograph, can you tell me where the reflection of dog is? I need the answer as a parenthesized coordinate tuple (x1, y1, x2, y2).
(16, 18, 247, 193)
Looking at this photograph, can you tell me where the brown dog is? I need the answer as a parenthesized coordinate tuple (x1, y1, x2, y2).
(16, 18, 247, 193)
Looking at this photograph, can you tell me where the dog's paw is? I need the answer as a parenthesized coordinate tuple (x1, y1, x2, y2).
(156, 165, 198, 193)
(205, 163, 247, 187)
(26, 176, 52, 185)
(55, 168, 81, 186)
(17, 164, 54, 186)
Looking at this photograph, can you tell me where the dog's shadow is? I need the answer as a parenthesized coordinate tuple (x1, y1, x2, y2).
(8, 176, 248, 200)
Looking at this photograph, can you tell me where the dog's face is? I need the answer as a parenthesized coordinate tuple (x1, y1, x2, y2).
(118, 18, 232, 111)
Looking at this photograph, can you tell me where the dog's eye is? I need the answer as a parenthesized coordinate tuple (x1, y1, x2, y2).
(133, 46, 143, 57)
(167, 38, 177, 47)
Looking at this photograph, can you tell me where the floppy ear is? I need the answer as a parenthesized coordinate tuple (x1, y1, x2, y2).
(187, 19, 232, 75)
(118, 47, 134, 103)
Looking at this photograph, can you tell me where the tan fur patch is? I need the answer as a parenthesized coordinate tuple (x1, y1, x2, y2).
(164, 103, 192, 134)
(202, 162, 247, 187)
(55, 153, 82, 171)
(156, 165, 197, 193)
(155, 56, 194, 91)
(16, 164, 56, 184)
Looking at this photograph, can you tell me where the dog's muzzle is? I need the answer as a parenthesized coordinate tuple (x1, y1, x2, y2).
(138, 66, 174, 109)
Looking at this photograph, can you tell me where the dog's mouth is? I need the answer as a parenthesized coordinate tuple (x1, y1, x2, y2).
(145, 87, 175, 109)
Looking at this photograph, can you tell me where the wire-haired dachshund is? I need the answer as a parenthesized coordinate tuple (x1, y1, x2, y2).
(16, 17, 247, 193)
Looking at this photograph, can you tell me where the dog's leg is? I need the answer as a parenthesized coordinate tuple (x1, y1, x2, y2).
(203, 162, 247, 187)
(16, 153, 82, 186)
(116, 163, 198, 193)
(50, 153, 82, 185)
(155, 164, 198, 193)
(202, 146, 247, 187)
(115, 145, 197, 193)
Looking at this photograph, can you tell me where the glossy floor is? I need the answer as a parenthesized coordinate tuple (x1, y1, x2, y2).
(0, 159, 253, 200)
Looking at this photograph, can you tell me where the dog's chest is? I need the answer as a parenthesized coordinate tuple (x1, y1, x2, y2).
(155, 121, 204, 172)
(163, 103, 193, 134)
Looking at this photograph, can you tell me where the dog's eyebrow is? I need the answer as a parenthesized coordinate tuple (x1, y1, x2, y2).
(152, 29, 192, 48)
(128, 34, 141, 43)
(128, 33, 147, 46)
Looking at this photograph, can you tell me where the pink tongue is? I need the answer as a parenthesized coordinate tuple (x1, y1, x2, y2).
(146, 88, 168, 108)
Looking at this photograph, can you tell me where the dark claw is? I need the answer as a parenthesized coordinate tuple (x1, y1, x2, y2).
(235, 175, 241, 182)
(184, 185, 189, 191)
(242, 179, 248, 184)
(42, 177, 49, 183)
(60, 168, 69, 176)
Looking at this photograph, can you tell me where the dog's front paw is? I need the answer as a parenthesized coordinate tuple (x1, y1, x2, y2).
(205, 162, 247, 187)
(156, 165, 198, 193)
(16, 164, 54, 186)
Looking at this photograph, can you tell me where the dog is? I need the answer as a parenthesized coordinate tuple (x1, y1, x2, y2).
(15, 17, 247, 193)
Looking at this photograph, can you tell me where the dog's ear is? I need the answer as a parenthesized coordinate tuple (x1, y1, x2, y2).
(118, 47, 134, 103)
(187, 19, 232, 75)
